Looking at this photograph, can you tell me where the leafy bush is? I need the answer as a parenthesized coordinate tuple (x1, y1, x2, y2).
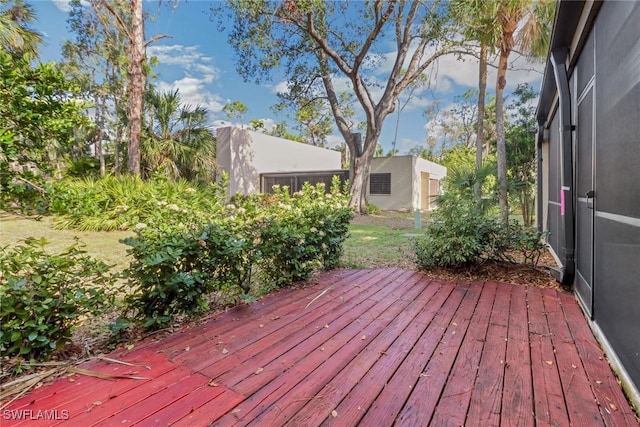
(415, 194, 546, 270)
(49, 175, 227, 231)
(0, 238, 114, 360)
(121, 177, 352, 329)
(365, 203, 381, 215)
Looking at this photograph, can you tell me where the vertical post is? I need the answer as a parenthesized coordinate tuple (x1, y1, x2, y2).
(414, 210, 421, 229)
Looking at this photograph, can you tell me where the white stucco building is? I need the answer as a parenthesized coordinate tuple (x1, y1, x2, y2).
(216, 126, 446, 211)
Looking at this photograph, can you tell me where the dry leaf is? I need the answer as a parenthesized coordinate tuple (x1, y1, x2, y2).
(331, 410, 338, 417)
(596, 380, 603, 384)
(452, 322, 458, 326)
(324, 324, 329, 329)
(222, 348, 229, 354)
(545, 360, 554, 365)
(571, 364, 577, 369)
(208, 380, 219, 387)
(184, 346, 190, 352)
(259, 324, 264, 328)
(93, 401, 102, 406)
(254, 367, 264, 375)
(126, 344, 135, 350)
(609, 402, 618, 411)
(361, 335, 366, 340)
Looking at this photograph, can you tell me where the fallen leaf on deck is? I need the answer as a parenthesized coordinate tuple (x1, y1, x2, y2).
(184, 346, 190, 352)
(208, 380, 219, 387)
(545, 360, 554, 365)
(222, 348, 229, 354)
(361, 335, 366, 340)
(254, 367, 264, 375)
(331, 410, 338, 417)
(609, 402, 618, 411)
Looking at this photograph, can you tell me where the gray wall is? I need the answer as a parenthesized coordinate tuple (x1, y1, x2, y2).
(592, 0, 640, 389)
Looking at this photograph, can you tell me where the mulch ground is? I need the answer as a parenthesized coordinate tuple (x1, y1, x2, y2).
(351, 212, 561, 290)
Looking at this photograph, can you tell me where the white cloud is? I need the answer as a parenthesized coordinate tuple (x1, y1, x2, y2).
(148, 44, 226, 123)
(156, 76, 225, 114)
(52, 0, 89, 12)
(148, 45, 220, 82)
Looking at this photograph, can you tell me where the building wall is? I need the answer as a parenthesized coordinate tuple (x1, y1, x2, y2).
(592, 0, 640, 391)
(538, 0, 640, 398)
(367, 156, 446, 211)
(216, 127, 341, 195)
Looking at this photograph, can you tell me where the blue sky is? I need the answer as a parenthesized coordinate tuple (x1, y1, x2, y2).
(33, 0, 544, 155)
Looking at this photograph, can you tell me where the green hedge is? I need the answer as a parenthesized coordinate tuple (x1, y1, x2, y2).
(122, 178, 353, 329)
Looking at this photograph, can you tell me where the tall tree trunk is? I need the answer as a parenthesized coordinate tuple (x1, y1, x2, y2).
(94, 93, 106, 177)
(474, 42, 488, 206)
(127, 0, 144, 176)
(496, 48, 509, 224)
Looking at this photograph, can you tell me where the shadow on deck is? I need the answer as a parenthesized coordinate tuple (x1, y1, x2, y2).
(3, 269, 638, 426)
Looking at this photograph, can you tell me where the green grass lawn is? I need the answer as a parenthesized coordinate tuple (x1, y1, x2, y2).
(0, 212, 132, 272)
(341, 223, 420, 269)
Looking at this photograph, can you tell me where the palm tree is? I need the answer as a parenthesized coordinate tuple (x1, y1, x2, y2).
(0, 0, 41, 60)
(451, 0, 500, 206)
(142, 88, 217, 182)
(494, 0, 553, 224)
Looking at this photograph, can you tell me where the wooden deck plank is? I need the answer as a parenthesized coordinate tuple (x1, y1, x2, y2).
(198, 269, 412, 383)
(429, 281, 497, 427)
(395, 281, 482, 425)
(318, 279, 455, 427)
(10, 352, 172, 421)
(169, 387, 246, 426)
(215, 270, 421, 426)
(501, 284, 535, 427)
(93, 372, 209, 426)
(7, 351, 166, 411)
(357, 282, 468, 427)
(142, 385, 228, 425)
(3, 269, 637, 427)
(54, 361, 191, 426)
(250, 272, 427, 426)
(280, 275, 441, 426)
(158, 269, 365, 360)
(178, 269, 397, 373)
(558, 291, 639, 426)
(542, 288, 605, 426)
(527, 286, 571, 427)
(465, 281, 512, 426)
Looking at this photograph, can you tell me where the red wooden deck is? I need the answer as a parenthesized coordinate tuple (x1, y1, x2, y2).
(3, 268, 638, 426)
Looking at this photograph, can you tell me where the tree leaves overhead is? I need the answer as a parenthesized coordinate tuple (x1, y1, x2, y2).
(212, 0, 463, 213)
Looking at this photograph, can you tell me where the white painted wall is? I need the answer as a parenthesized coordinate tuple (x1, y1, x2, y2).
(216, 127, 341, 195)
(367, 156, 447, 211)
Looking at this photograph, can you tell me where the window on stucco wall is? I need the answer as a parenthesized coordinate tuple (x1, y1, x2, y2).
(370, 173, 391, 195)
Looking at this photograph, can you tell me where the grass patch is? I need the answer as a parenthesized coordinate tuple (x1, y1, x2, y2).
(0, 212, 131, 272)
(341, 223, 420, 269)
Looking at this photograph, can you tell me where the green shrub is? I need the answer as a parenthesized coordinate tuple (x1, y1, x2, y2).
(121, 177, 352, 329)
(365, 203, 381, 215)
(0, 238, 114, 360)
(49, 175, 226, 231)
(415, 194, 547, 270)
